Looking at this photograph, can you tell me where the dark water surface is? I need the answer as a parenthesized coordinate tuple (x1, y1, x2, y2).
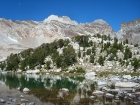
(0, 73, 139, 105)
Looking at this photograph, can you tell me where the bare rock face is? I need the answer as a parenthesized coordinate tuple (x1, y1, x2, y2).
(0, 15, 115, 57)
(0, 18, 58, 47)
(117, 18, 140, 45)
(76, 19, 115, 36)
(1, 15, 140, 58)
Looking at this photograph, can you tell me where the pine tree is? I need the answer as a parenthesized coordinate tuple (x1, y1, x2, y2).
(78, 49, 81, 58)
(98, 56, 104, 66)
(90, 54, 94, 63)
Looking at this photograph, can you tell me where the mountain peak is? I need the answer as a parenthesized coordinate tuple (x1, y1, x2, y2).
(93, 19, 108, 24)
(43, 15, 78, 25)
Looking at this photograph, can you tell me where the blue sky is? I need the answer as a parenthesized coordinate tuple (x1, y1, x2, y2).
(0, 0, 140, 31)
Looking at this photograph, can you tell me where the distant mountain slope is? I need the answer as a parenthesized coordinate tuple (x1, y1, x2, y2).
(0, 15, 115, 46)
(0, 15, 140, 57)
(117, 18, 140, 45)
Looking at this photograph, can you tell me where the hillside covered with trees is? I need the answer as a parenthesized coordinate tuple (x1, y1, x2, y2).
(0, 34, 140, 73)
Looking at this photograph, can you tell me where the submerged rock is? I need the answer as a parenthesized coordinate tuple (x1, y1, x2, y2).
(8, 98, 12, 101)
(20, 95, 24, 98)
(0, 99, 6, 103)
(21, 103, 26, 105)
(21, 98, 29, 102)
(27, 102, 35, 105)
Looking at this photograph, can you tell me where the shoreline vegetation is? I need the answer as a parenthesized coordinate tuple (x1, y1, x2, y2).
(1, 70, 140, 77)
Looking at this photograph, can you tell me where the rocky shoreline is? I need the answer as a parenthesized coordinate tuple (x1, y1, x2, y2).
(0, 85, 45, 105)
(0, 72, 140, 105)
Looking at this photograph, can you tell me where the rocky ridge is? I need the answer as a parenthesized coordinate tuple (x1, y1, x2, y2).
(0, 15, 115, 57)
(117, 18, 140, 45)
(0, 15, 140, 58)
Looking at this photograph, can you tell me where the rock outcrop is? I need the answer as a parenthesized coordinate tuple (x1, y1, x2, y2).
(117, 18, 140, 45)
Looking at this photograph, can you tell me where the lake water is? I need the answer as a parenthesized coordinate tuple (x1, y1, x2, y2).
(0, 73, 139, 105)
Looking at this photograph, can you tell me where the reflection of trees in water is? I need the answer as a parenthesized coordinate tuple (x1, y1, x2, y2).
(0, 73, 101, 104)
(52, 78, 78, 92)
(19, 76, 44, 89)
(6, 74, 20, 89)
(0, 73, 6, 82)
(69, 76, 85, 82)
(0, 73, 45, 89)
(29, 88, 66, 104)
(0, 73, 78, 92)
(2, 73, 20, 90)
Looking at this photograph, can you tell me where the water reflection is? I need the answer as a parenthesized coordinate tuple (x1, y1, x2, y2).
(0, 73, 95, 104)
(0, 73, 140, 105)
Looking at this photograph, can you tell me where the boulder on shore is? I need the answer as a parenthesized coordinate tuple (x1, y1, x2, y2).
(115, 82, 139, 88)
(85, 72, 97, 80)
(60, 88, 69, 92)
(23, 87, 30, 93)
(0, 99, 6, 103)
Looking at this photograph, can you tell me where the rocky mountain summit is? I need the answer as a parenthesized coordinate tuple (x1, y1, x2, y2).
(117, 18, 140, 45)
(0, 15, 140, 58)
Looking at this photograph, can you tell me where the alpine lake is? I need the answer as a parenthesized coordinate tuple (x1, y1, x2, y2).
(0, 72, 140, 105)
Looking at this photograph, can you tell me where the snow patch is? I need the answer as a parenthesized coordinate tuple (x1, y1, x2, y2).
(93, 19, 108, 25)
(0, 56, 6, 61)
(8, 37, 18, 43)
(44, 15, 78, 25)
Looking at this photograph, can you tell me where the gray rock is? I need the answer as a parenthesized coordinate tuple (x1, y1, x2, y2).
(27, 102, 35, 105)
(21, 103, 26, 105)
(92, 90, 104, 95)
(20, 95, 24, 98)
(0, 98, 6, 103)
(8, 98, 13, 101)
(23, 87, 30, 93)
(21, 98, 29, 102)
(17, 87, 21, 91)
(105, 93, 114, 98)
